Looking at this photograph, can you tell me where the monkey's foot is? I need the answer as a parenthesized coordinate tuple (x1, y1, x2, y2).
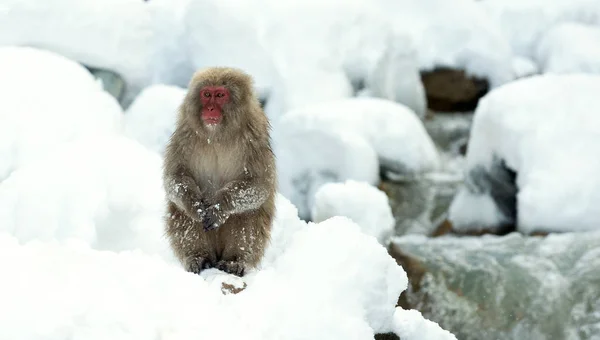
(215, 260, 246, 277)
(185, 256, 212, 274)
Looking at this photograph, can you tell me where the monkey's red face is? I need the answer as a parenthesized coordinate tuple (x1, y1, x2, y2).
(199, 86, 230, 125)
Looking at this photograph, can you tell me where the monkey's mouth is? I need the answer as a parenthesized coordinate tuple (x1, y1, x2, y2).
(202, 117, 222, 125)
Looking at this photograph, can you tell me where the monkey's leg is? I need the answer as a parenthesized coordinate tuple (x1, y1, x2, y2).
(215, 211, 272, 277)
(166, 204, 218, 274)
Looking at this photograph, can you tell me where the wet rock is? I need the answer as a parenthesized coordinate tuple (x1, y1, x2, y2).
(423, 111, 473, 154)
(390, 231, 600, 340)
(379, 174, 463, 237)
(86, 66, 126, 103)
(421, 67, 489, 112)
(375, 333, 400, 340)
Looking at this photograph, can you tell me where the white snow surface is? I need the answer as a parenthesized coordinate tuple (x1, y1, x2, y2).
(481, 0, 600, 60)
(536, 23, 600, 75)
(0, 46, 123, 182)
(124, 84, 185, 155)
(0, 136, 174, 260)
(312, 180, 394, 245)
(390, 308, 458, 340)
(449, 74, 600, 233)
(279, 98, 440, 175)
(0, 0, 157, 92)
(273, 123, 379, 220)
(0, 191, 429, 339)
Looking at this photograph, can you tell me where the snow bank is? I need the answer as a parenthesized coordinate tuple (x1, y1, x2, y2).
(388, 0, 514, 87)
(481, 0, 600, 59)
(0, 136, 173, 260)
(312, 180, 394, 245)
(449, 74, 600, 233)
(124, 84, 185, 155)
(0, 46, 123, 181)
(536, 23, 600, 75)
(0, 193, 440, 339)
(280, 98, 440, 175)
(0, 0, 157, 93)
(273, 125, 379, 220)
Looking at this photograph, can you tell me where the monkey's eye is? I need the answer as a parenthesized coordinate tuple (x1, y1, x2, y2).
(204, 92, 211, 97)
(216, 93, 224, 98)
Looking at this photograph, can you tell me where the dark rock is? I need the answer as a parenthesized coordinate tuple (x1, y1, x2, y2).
(421, 67, 489, 112)
(389, 231, 600, 340)
(85, 66, 126, 103)
(375, 332, 401, 340)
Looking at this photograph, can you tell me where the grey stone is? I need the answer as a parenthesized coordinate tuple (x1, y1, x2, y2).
(390, 231, 600, 340)
(86, 66, 126, 103)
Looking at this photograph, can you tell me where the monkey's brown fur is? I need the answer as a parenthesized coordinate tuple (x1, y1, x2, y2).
(163, 67, 276, 277)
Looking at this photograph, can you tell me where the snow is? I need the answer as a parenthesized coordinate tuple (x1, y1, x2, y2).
(0, 192, 430, 339)
(536, 23, 600, 75)
(390, 308, 458, 340)
(0, 46, 123, 182)
(0, 0, 156, 95)
(512, 56, 539, 78)
(279, 98, 440, 175)
(449, 74, 600, 233)
(273, 124, 379, 220)
(124, 84, 185, 155)
(0, 136, 174, 260)
(312, 180, 394, 245)
(388, 0, 515, 87)
(481, 0, 600, 60)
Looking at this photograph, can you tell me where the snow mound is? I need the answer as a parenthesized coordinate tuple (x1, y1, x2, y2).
(390, 308, 458, 340)
(0, 0, 157, 93)
(312, 180, 394, 245)
(0, 136, 173, 260)
(0, 194, 442, 339)
(280, 98, 440, 175)
(481, 0, 600, 60)
(0, 46, 123, 181)
(389, 0, 514, 87)
(273, 124, 379, 220)
(124, 84, 185, 155)
(449, 74, 600, 233)
(536, 23, 600, 75)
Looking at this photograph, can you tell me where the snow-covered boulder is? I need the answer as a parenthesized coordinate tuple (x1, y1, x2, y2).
(0, 136, 173, 260)
(536, 23, 600, 75)
(279, 98, 440, 175)
(0, 191, 457, 339)
(0, 46, 123, 182)
(389, 0, 514, 88)
(449, 74, 600, 234)
(0, 0, 157, 95)
(273, 125, 379, 220)
(312, 180, 395, 245)
(481, 0, 600, 59)
(124, 84, 185, 155)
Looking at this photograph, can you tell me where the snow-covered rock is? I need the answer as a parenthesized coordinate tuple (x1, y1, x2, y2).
(512, 56, 539, 78)
(0, 190, 457, 339)
(273, 125, 379, 220)
(449, 74, 600, 233)
(365, 35, 427, 118)
(536, 23, 600, 75)
(0, 0, 157, 95)
(390, 308, 458, 340)
(312, 180, 394, 245)
(279, 98, 440, 175)
(0, 136, 173, 260)
(124, 84, 185, 155)
(389, 0, 514, 87)
(481, 0, 600, 59)
(0, 46, 123, 182)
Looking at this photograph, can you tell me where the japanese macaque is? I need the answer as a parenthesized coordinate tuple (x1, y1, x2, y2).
(163, 67, 276, 277)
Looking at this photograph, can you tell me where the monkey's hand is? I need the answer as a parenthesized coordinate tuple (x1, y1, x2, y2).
(202, 203, 230, 232)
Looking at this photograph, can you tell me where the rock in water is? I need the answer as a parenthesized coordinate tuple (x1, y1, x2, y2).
(421, 67, 489, 112)
(86, 66, 126, 103)
(390, 232, 600, 340)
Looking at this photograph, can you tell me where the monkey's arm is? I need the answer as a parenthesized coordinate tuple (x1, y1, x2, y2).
(164, 165, 207, 220)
